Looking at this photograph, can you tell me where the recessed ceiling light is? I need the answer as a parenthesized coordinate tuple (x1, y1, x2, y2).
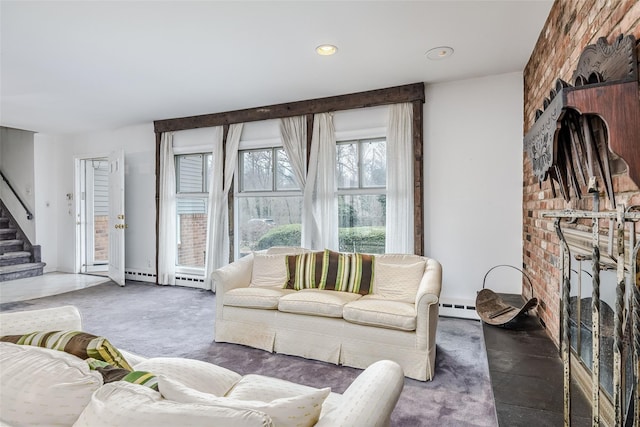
(316, 44, 338, 56)
(425, 46, 454, 60)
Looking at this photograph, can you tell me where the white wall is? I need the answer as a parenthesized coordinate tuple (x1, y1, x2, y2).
(424, 72, 524, 305)
(47, 123, 156, 274)
(0, 127, 37, 241)
(33, 134, 60, 271)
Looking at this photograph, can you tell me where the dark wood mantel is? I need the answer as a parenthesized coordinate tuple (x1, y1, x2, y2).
(524, 35, 640, 200)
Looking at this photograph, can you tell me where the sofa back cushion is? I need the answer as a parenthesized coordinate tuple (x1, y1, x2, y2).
(133, 357, 242, 397)
(159, 376, 329, 427)
(372, 260, 426, 302)
(0, 342, 103, 426)
(73, 381, 273, 427)
(250, 253, 288, 288)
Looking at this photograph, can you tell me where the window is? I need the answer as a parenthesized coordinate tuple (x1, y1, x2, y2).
(336, 138, 386, 253)
(236, 147, 302, 257)
(175, 153, 212, 269)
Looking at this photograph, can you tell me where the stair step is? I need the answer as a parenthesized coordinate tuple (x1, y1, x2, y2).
(0, 262, 46, 282)
(0, 240, 23, 255)
(0, 228, 17, 240)
(0, 251, 31, 266)
(0, 218, 8, 227)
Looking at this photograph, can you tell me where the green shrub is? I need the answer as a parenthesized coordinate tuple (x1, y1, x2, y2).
(256, 224, 385, 254)
(338, 226, 385, 254)
(256, 224, 302, 250)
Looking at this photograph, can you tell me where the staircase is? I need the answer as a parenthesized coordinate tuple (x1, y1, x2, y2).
(0, 210, 46, 282)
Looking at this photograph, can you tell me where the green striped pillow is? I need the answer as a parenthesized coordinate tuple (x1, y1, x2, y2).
(0, 330, 132, 370)
(303, 251, 324, 289)
(285, 253, 307, 290)
(348, 253, 375, 295)
(318, 250, 351, 291)
(121, 371, 159, 391)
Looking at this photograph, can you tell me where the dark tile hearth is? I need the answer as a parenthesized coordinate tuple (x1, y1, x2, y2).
(483, 294, 591, 427)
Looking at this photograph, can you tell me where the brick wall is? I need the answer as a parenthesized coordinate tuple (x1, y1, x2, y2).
(94, 215, 109, 261)
(178, 213, 207, 267)
(523, 0, 640, 345)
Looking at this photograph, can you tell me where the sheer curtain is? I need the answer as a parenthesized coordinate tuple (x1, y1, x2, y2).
(385, 103, 414, 254)
(158, 132, 176, 285)
(303, 113, 338, 250)
(204, 124, 243, 291)
(202, 126, 223, 290)
(279, 116, 307, 189)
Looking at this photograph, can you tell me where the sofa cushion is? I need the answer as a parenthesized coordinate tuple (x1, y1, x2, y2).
(278, 289, 361, 318)
(250, 253, 288, 288)
(0, 342, 103, 426)
(348, 253, 375, 295)
(266, 246, 309, 255)
(134, 357, 241, 397)
(159, 376, 329, 427)
(343, 296, 417, 331)
(224, 287, 296, 310)
(73, 381, 273, 427)
(0, 330, 132, 370)
(372, 260, 426, 302)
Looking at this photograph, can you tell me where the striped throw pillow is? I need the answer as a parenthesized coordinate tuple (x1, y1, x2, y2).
(121, 371, 159, 391)
(0, 330, 132, 370)
(348, 253, 375, 295)
(285, 253, 307, 290)
(303, 251, 324, 289)
(318, 249, 351, 291)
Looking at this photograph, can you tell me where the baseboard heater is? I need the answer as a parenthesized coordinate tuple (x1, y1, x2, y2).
(438, 298, 480, 320)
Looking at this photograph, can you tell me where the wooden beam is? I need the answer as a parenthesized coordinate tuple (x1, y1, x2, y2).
(412, 100, 424, 256)
(154, 132, 161, 284)
(154, 83, 425, 133)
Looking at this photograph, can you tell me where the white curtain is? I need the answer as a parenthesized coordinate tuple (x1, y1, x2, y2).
(279, 116, 307, 189)
(158, 132, 176, 285)
(303, 113, 338, 250)
(385, 103, 414, 254)
(204, 123, 243, 291)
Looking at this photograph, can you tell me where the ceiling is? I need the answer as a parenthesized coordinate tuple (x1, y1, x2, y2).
(0, 1, 553, 135)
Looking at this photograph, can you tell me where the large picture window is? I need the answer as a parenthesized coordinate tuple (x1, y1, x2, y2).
(175, 153, 212, 269)
(336, 138, 386, 253)
(236, 147, 302, 257)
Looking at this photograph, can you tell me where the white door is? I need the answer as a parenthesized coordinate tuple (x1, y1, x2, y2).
(108, 150, 126, 286)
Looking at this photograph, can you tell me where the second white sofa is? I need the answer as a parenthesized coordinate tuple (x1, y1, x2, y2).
(212, 247, 443, 381)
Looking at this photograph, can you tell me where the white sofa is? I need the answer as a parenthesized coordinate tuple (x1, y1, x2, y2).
(0, 305, 404, 427)
(212, 247, 443, 381)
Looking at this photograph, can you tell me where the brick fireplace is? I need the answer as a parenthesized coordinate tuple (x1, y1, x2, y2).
(523, 0, 640, 347)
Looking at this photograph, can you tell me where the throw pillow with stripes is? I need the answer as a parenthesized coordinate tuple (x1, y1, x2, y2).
(348, 253, 375, 295)
(303, 251, 325, 289)
(0, 330, 132, 370)
(317, 249, 351, 291)
(285, 253, 307, 290)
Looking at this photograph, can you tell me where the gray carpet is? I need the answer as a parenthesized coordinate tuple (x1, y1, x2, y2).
(0, 280, 498, 426)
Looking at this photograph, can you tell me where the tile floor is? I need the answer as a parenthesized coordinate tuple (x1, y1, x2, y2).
(483, 293, 592, 426)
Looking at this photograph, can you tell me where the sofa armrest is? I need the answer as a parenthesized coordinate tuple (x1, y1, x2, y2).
(0, 305, 82, 335)
(211, 253, 254, 295)
(414, 258, 442, 351)
(315, 360, 404, 427)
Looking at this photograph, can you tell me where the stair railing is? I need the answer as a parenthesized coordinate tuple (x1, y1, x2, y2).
(0, 169, 33, 220)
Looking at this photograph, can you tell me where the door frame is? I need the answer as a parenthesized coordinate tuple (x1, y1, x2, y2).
(74, 153, 109, 274)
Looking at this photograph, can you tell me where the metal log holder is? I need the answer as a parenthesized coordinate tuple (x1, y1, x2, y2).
(476, 265, 538, 326)
(544, 208, 640, 426)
